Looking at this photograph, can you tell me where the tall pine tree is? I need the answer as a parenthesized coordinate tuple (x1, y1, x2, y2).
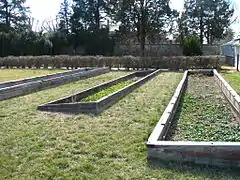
(70, 0, 114, 55)
(0, 0, 29, 32)
(183, 0, 234, 44)
(58, 0, 72, 36)
(71, 0, 108, 31)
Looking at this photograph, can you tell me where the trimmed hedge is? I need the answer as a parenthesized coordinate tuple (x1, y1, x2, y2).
(0, 55, 225, 70)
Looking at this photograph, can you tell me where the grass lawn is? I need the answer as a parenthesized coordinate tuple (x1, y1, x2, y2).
(222, 72, 240, 94)
(0, 71, 239, 179)
(0, 69, 67, 82)
(221, 66, 235, 71)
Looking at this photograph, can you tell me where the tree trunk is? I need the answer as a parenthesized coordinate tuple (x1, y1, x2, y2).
(4, 0, 10, 30)
(64, 0, 69, 35)
(199, 2, 203, 47)
(200, 16, 203, 46)
(140, 0, 146, 57)
(95, 0, 100, 31)
(140, 31, 145, 57)
(237, 54, 239, 72)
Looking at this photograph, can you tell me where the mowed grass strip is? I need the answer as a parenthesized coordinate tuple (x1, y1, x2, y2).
(0, 69, 67, 82)
(168, 75, 239, 142)
(0, 71, 239, 179)
(221, 72, 240, 94)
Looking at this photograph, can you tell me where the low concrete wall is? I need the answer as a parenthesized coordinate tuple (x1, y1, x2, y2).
(38, 70, 160, 114)
(0, 68, 109, 101)
(147, 69, 240, 168)
(114, 44, 221, 56)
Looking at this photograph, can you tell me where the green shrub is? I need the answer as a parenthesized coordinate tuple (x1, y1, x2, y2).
(0, 55, 225, 70)
(182, 36, 202, 56)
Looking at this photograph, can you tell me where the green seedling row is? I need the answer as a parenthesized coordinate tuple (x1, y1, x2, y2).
(81, 77, 139, 102)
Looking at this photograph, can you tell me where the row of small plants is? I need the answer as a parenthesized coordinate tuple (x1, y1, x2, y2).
(169, 75, 240, 142)
(81, 77, 139, 102)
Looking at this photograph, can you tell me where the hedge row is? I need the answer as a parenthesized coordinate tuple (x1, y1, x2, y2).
(0, 55, 225, 70)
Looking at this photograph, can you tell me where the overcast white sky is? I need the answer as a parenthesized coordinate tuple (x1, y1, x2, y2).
(26, 0, 240, 37)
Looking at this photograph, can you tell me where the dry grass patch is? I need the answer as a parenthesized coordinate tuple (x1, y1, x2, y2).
(221, 72, 240, 94)
(0, 69, 67, 82)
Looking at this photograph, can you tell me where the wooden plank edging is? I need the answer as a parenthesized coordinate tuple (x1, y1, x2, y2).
(147, 69, 240, 168)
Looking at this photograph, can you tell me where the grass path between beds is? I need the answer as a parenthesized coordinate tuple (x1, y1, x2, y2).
(0, 69, 67, 82)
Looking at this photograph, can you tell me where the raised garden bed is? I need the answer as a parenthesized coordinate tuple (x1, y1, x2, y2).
(0, 67, 109, 101)
(0, 68, 88, 89)
(147, 69, 240, 168)
(81, 78, 139, 102)
(38, 70, 161, 114)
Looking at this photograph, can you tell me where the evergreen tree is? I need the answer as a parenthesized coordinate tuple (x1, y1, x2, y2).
(0, 0, 29, 32)
(70, 0, 114, 55)
(71, 0, 108, 31)
(183, 0, 234, 44)
(203, 0, 234, 44)
(58, 0, 72, 36)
